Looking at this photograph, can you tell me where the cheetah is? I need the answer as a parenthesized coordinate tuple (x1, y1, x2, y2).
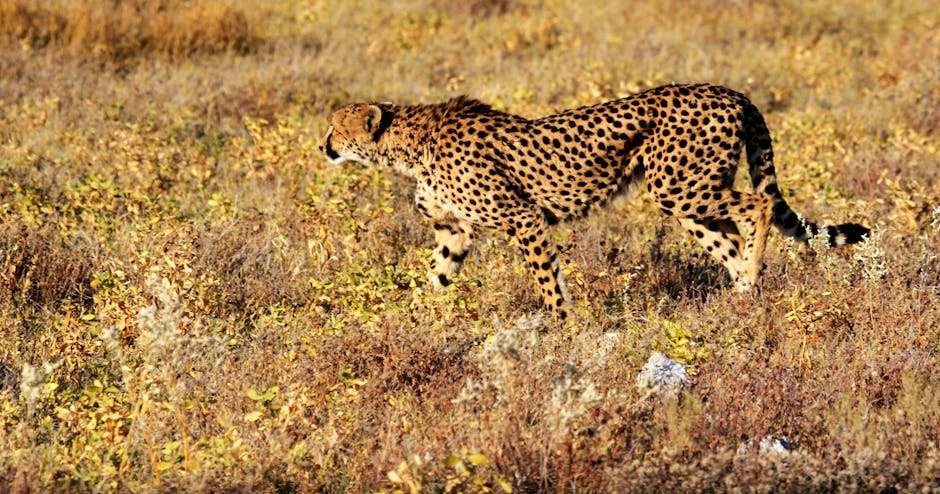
(321, 84, 869, 319)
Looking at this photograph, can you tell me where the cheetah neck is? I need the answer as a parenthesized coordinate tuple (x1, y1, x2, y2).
(374, 103, 443, 178)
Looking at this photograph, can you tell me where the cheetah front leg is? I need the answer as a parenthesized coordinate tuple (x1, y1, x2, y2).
(428, 220, 475, 289)
(502, 210, 570, 319)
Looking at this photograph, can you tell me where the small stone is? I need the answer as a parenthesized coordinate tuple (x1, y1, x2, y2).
(759, 435, 797, 454)
(636, 352, 689, 399)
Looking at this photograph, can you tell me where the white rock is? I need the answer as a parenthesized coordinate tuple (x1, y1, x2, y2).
(738, 435, 798, 456)
(636, 352, 689, 398)
(759, 435, 797, 454)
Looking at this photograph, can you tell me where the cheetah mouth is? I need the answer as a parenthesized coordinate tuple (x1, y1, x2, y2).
(324, 141, 340, 161)
(324, 147, 360, 166)
(323, 146, 361, 166)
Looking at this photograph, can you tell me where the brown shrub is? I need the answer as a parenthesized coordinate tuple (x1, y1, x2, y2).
(192, 211, 310, 314)
(0, 0, 261, 63)
(0, 223, 96, 307)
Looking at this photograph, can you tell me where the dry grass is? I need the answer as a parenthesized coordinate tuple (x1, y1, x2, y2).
(1, 0, 940, 491)
(0, 0, 260, 63)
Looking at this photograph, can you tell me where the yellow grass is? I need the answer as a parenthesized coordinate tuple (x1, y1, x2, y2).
(1, 0, 939, 491)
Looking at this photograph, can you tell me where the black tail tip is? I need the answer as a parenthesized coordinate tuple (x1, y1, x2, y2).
(838, 223, 871, 245)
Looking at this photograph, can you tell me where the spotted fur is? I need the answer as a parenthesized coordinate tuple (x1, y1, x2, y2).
(321, 84, 869, 318)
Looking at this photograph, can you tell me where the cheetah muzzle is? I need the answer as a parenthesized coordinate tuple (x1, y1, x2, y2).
(320, 84, 870, 319)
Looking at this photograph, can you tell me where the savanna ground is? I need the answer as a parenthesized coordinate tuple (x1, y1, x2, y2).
(1, 0, 939, 492)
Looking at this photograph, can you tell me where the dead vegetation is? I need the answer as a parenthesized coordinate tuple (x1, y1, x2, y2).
(1, 0, 939, 491)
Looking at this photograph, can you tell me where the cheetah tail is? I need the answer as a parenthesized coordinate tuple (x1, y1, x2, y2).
(743, 102, 871, 247)
(771, 202, 871, 246)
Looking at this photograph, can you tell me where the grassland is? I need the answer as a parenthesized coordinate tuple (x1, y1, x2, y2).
(1, 0, 939, 491)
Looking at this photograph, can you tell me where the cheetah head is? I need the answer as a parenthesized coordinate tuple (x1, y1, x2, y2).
(321, 103, 390, 166)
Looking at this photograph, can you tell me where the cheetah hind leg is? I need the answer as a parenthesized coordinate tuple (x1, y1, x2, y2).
(428, 220, 475, 289)
(678, 195, 773, 291)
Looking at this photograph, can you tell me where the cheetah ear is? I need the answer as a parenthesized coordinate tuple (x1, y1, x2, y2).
(363, 104, 392, 141)
(362, 105, 383, 133)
